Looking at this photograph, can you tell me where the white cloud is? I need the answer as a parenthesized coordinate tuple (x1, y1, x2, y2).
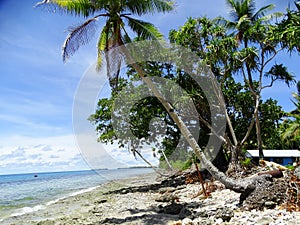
(0, 135, 88, 174)
(0, 134, 158, 175)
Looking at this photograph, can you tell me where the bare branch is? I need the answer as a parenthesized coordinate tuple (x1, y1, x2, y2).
(262, 77, 277, 89)
(262, 47, 283, 67)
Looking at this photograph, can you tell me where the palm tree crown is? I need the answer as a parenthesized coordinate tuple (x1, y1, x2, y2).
(224, 0, 277, 43)
(36, 0, 174, 86)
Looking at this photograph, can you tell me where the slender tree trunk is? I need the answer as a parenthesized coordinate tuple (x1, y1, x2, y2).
(132, 148, 166, 176)
(160, 149, 173, 171)
(254, 95, 264, 160)
(244, 40, 264, 160)
(227, 145, 243, 175)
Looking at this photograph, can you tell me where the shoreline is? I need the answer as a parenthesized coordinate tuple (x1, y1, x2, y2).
(2, 171, 300, 225)
(1, 172, 160, 225)
(0, 168, 155, 222)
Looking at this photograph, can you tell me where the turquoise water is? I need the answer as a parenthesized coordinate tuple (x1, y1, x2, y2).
(0, 168, 153, 221)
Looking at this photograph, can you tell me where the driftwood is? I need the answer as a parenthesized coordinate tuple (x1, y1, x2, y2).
(258, 169, 283, 178)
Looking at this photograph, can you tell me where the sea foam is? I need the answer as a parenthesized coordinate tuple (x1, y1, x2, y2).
(9, 185, 99, 218)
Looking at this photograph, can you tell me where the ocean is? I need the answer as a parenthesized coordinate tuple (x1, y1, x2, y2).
(0, 167, 153, 222)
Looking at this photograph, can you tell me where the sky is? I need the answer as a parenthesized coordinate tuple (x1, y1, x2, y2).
(0, 0, 299, 175)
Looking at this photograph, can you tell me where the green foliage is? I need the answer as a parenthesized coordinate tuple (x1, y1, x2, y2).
(281, 81, 300, 147)
(259, 99, 286, 149)
(265, 64, 295, 87)
(159, 159, 192, 171)
(272, 1, 300, 52)
(88, 1, 298, 167)
(285, 165, 295, 170)
(169, 2, 296, 157)
(89, 61, 212, 162)
(241, 157, 252, 168)
(169, 17, 238, 79)
(222, 78, 286, 149)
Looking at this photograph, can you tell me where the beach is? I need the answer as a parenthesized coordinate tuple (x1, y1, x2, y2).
(2, 170, 300, 225)
(1, 172, 163, 225)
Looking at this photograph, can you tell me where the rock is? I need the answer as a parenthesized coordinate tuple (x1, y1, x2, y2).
(215, 218, 223, 224)
(264, 201, 276, 209)
(178, 207, 192, 219)
(160, 203, 184, 215)
(193, 217, 215, 225)
(159, 187, 177, 193)
(215, 208, 234, 222)
(194, 210, 209, 218)
(181, 218, 193, 225)
(121, 189, 129, 194)
(155, 193, 179, 203)
(242, 176, 288, 210)
(294, 166, 300, 179)
(166, 221, 182, 225)
(161, 174, 186, 188)
(256, 216, 274, 225)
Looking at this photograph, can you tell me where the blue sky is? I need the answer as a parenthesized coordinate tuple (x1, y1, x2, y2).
(0, 0, 299, 175)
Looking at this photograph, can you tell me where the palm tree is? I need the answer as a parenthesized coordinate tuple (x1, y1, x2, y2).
(225, 0, 276, 45)
(221, 0, 289, 160)
(36, 0, 175, 172)
(36, 0, 273, 202)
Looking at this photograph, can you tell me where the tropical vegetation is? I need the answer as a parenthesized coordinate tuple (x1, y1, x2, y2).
(37, 0, 300, 200)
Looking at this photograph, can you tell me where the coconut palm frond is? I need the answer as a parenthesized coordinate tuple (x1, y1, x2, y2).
(35, 0, 97, 17)
(282, 121, 300, 141)
(227, 0, 255, 22)
(122, 30, 132, 45)
(125, 0, 174, 16)
(96, 25, 109, 71)
(214, 16, 237, 31)
(252, 4, 274, 21)
(104, 34, 125, 87)
(62, 17, 98, 62)
(124, 16, 163, 41)
(98, 24, 109, 52)
(105, 49, 123, 88)
(236, 14, 251, 28)
(259, 12, 284, 22)
(35, 0, 52, 7)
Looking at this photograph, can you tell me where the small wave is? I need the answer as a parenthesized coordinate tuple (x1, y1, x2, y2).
(68, 186, 98, 197)
(10, 205, 45, 217)
(46, 186, 99, 205)
(7, 185, 100, 219)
